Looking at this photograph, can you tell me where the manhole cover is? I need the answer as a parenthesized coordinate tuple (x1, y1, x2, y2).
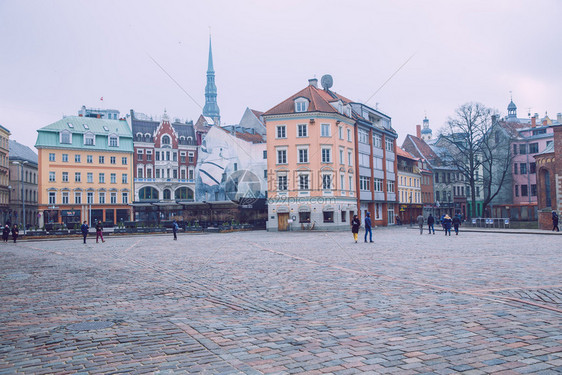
(5, 272, 31, 280)
(67, 321, 114, 331)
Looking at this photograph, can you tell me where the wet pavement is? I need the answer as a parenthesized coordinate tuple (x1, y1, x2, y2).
(1, 228, 561, 374)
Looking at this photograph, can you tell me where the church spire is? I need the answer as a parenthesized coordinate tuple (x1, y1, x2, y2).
(203, 34, 220, 124)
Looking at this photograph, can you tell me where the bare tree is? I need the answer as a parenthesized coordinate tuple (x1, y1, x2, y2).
(436, 102, 510, 218)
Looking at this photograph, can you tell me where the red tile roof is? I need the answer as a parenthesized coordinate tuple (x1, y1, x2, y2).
(402, 134, 441, 166)
(217, 126, 265, 143)
(263, 84, 354, 117)
(251, 109, 264, 119)
(396, 147, 417, 160)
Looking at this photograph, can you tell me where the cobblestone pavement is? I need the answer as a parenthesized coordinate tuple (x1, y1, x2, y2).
(1, 228, 561, 374)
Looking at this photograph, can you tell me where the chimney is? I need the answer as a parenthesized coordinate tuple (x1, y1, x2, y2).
(558, 113, 562, 124)
(531, 116, 536, 128)
(416, 124, 421, 138)
(308, 78, 318, 88)
(491, 114, 497, 124)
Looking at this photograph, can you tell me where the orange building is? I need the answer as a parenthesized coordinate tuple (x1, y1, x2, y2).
(36, 116, 133, 228)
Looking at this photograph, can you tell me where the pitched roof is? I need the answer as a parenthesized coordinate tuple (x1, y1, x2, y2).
(396, 147, 417, 160)
(263, 84, 354, 117)
(403, 134, 441, 166)
(9, 140, 38, 165)
(218, 126, 265, 143)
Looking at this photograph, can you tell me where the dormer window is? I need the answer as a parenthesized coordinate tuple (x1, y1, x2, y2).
(83, 124, 89, 130)
(67, 122, 74, 128)
(108, 134, 119, 147)
(84, 132, 95, 146)
(294, 97, 309, 113)
(60, 130, 72, 144)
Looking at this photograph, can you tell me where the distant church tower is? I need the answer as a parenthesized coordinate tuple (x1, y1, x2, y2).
(507, 96, 517, 120)
(203, 35, 220, 124)
(421, 116, 432, 141)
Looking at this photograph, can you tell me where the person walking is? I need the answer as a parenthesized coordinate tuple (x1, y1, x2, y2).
(81, 221, 89, 244)
(452, 214, 461, 235)
(2, 224, 10, 242)
(351, 215, 361, 243)
(364, 212, 373, 243)
(442, 214, 452, 236)
(427, 214, 435, 234)
(11, 224, 19, 243)
(172, 220, 179, 240)
(416, 214, 424, 234)
(96, 221, 105, 243)
(553, 210, 560, 232)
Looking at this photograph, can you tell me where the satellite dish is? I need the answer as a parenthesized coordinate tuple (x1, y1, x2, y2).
(321, 75, 333, 90)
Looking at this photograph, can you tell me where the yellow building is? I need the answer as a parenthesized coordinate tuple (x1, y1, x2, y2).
(35, 116, 133, 228)
(397, 147, 422, 223)
(0, 124, 10, 224)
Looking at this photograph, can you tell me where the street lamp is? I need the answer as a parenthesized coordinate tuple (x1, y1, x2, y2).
(12, 161, 29, 234)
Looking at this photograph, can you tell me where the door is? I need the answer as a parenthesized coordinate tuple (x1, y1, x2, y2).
(278, 213, 289, 231)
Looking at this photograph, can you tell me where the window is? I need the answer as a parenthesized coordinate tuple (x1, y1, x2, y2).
(155, 169, 159, 178)
(374, 178, 383, 192)
(339, 126, 343, 139)
(87, 155, 93, 163)
(515, 185, 519, 197)
(122, 192, 128, 204)
(99, 173, 105, 183)
(110, 192, 117, 204)
(295, 99, 308, 112)
(519, 144, 527, 155)
(388, 207, 395, 225)
(385, 139, 394, 152)
(110, 173, 116, 183)
(299, 212, 311, 223)
(513, 144, 517, 155)
(348, 150, 353, 166)
(386, 159, 394, 171)
(277, 149, 287, 164)
(520, 163, 527, 174)
(359, 153, 370, 167)
(278, 175, 288, 191)
(358, 129, 369, 144)
(122, 157, 128, 165)
(263, 150, 267, 159)
(87, 192, 94, 204)
(75, 154, 81, 163)
(49, 192, 56, 204)
(299, 174, 309, 190)
(84, 133, 95, 145)
(87, 173, 93, 183)
(60, 131, 71, 144)
(75, 172, 81, 182)
(297, 124, 308, 137)
(155, 151, 160, 161)
(173, 152, 177, 162)
(188, 169, 194, 180)
(359, 176, 370, 191)
(323, 211, 334, 223)
(121, 174, 127, 184)
(349, 175, 353, 192)
(74, 192, 82, 204)
(339, 149, 345, 165)
(62, 192, 69, 204)
(436, 191, 440, 201)
(109, 135, 118, 147)
(62, 154, 68, 162)
(529, 143, 538, 154)
(521, 184, 528, 197)
(531, 184, 537, 196)
(99, 192, 105, 204)
(99, 156, 105, 164)
(530, 162, 536, 174)
(188, 152, 194, 163)
(373, 134, 382, 148)
(476, 186, 480, 197)
(161, 135, 170, 145)
(513, 163, 518, 174)
(340, 174, 345, 191)
(110, 156, 116, 164)
(322, 174, 332, 190)
(298, 148, 309, 163)
(276, 125, 286, 139)
(435, 174, 439, 183)
(387, 180, 395, 193)
(49, 172, 56, 182)
(49, 153, 55, 161)
(62, 172, 68, 182)
(321, 124, 330, 137)
(321, 148, 331, 163)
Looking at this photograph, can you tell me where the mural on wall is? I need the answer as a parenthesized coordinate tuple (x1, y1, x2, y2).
(195, 126, 266, 203)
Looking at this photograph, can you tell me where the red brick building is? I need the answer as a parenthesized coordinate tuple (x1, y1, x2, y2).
(535, 124, 562, 229)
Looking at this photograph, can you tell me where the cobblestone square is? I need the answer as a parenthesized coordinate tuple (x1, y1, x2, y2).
(1, 228, 561, 374)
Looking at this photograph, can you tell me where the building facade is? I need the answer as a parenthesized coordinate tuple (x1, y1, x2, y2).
(36, 116, 133, 228)
(8, 140, 39, 230)
(264, 78, 357, 231)
(396, 147, 422, 224)
(0, 125, 10, 224)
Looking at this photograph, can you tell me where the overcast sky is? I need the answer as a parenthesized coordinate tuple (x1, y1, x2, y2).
(1, 0, 560, 150)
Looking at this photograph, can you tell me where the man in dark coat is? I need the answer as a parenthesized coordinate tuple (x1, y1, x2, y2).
(364, 212, 373, 243)
(11, 224, 19, 243)
(427, 214, 435, 234)
(172, 220, 179, 240)
(452, 214, 462, 235)
(351, 215, 360, 243)
(2, 224, 10, 242)
(81, 221, 89, 244)
(442, 215, 452, 236)
(553, 211, 559, 232)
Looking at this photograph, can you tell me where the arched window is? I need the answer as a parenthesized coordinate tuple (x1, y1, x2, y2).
(138, 186, 159, 200)
(174, 187, 194, 200)
(161, 135, 171, 145)
(163, 189, 171, 200)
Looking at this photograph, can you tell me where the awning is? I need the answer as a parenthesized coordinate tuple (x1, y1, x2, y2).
(298, 206, 311, 212)
(323, 205, 335, 212)
(276, 206, 289, 213)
